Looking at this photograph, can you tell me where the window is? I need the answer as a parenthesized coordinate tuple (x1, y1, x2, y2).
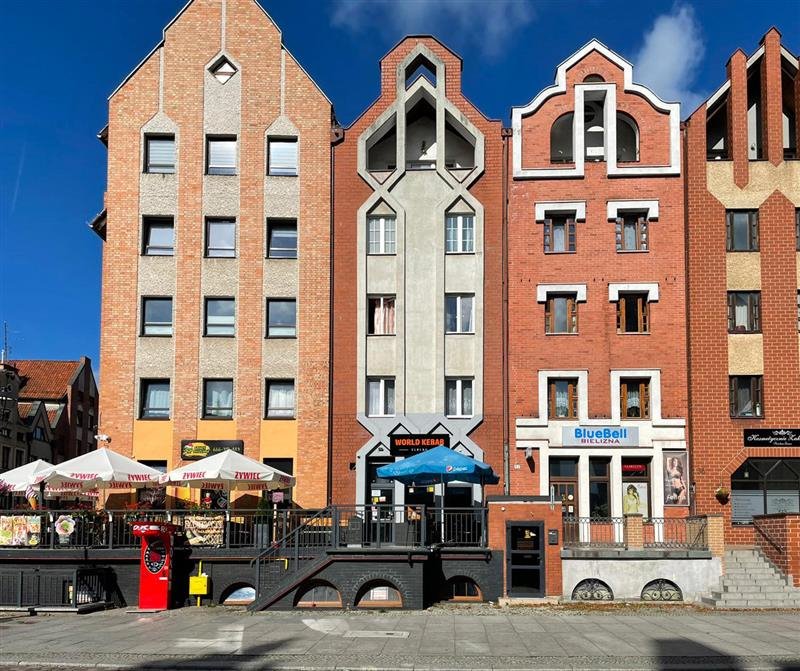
(729, 376, 763, 418)
(356, 582, 402, 608)
(145, 135, 175, 174)
(617, 293, 649, 333)
(589, 458, 611, 517)
(206, 136, 237, 175)
(268, 138, 298, 176)
(203, 379, 233, 418)
(616, 213, 648, 252)
(76, 410, 84, 427)
(205, 298, 235, 336)
(731, 458, 800, 523)
(620, 378, 650, 419)
(205, 218, 236, 257)
(445, 214, 474, 253)
(445, 294, 474, 334)
(727, 292, 761, 333)
(726, 210, 759, 251)
(142, 297, 173, 336)
(266, 380, 295, 418)
(33, 425, 46, 441)
(544, 215, 576, 253)
(140, 379, 170, 419)
(142, 216, 174, 256)
(545, 294, 577, 334)
(267, 299, 297, 337)
(548, 378, 578, 419)
(1, 446, 9, 471)
(550, 113, 574, 163)
(264, 458, 294, 507)
(267, 219, 297, 259)
(367, 216, 396, 254)
(367, 378, 395, 417)
(368, 296, 395, 335)
(445, 378, 473, 417)
(210, 58, 236, 84)
(296, 582, 342, 608)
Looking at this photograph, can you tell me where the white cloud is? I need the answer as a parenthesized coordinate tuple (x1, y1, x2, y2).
(331, 0, 535, 59)
(634, 4, 706, 113)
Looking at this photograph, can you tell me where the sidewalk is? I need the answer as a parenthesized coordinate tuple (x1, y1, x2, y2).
(1, 605, 799, 670)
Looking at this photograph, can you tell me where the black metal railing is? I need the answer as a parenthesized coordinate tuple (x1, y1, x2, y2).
(643, 517, 708, 550)
(562, 517, 624, 548)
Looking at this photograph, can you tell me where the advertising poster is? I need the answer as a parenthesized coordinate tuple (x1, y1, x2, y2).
(663, 452, 689, 506)
(622, 482, 649, 516)
(184, 515, 224, 546)
(0, 515, 41, 546)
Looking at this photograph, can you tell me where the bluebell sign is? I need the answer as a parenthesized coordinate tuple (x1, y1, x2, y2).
(562, 426, 639, 447)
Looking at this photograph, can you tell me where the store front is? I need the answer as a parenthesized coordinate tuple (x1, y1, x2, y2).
(731, 458, 800, 524)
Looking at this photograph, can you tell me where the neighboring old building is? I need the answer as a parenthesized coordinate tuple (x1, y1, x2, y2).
(685, 28, 800, 542)
(510, 41, 690, 533)
(91, 0, 332, 507)
(331, 37, 505, 507)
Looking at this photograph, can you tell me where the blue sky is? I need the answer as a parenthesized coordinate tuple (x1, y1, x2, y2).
(1, 0, 797, 380)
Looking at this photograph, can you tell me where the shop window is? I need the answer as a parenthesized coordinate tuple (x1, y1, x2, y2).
(621, 459, 650, 517)
(545, 294, 578, 334)
(445, 214, 474, 253)
(368, 296, 396, 335)
(572, 579, 613, 601)
(731, 458, 800, 523)
(620, 378, 650, 419)
(550, 113, 574, 163)
(729, 375, 763, 418)
(727, 291, 761, 333)
(445, 294, 474, 334)
(548, 378, 578, 419)
(543, 214, 576, 253)
(442, 577, 482, 602)
(203, 379, 233, 419)
(355, 581, 402, 608)
(726, 210, 759, 251)
(589, 458, 611, 517)
(615, 213, 648, 252)
(617, 293, 649, 334)
(296, 581, 342, 608)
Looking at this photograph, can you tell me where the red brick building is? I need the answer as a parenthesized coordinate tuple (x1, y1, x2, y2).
(685, 28, 800, 542)
(331, 37, 505, 508)
(92, 0, 331, 507)
(509, 41, 689, 535)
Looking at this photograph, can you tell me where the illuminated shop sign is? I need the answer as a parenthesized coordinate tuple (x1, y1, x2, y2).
(389, 434, 450, 456)
(561, 426, 639, 447)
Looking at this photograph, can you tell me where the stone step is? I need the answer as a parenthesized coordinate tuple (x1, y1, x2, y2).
(721, 583, 797, 594)
(721, 574, 787, 584)
(712, 589, 797, 601)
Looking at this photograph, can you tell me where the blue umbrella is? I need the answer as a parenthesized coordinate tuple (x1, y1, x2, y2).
(376, 446, 499, 486)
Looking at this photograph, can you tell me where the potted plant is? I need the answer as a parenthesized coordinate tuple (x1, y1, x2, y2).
(715, 486, 730, 504)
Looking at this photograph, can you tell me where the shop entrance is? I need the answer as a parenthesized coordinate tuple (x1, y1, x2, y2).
(365, 457, 395, 544)
(550, 457, 578, 519)
(506, 522, 545, 597)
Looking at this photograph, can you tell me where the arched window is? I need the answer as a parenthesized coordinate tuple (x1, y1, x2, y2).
(571, 578, 613, 601)
(355, 580, 403, 608)
(583, 74, 605, 83)
(641, 579, 682, 601)
(731, 458, 800, 523)
(616, 113, 639, 163)
(220, 583, 255, 606)
(550, 113, 574, 163)
(442, 576, 482, 602)
(295, 581, 342, 608)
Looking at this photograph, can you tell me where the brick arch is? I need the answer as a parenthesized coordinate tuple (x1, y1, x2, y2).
(352, 573, 409, 608)
(439, 569, 487, 601)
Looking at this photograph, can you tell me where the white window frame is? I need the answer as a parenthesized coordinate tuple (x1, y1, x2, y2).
(445, 214, 475, 253)
(445, 294, 475, 334)
(367, 216, 396, 255)
(445, 378, 473, 418)
(366, 377, 395, 417)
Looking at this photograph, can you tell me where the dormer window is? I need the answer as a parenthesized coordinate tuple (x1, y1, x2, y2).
(211, 58, 237, 84)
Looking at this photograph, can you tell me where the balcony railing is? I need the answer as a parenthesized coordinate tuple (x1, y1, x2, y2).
(563, 517, 624, 547)
(644, 517, 708, 550)
(563, 516, 709, 551)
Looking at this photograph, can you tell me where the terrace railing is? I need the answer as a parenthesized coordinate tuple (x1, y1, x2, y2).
(562, 517, 624, 548)
(644, 517, 708, 550)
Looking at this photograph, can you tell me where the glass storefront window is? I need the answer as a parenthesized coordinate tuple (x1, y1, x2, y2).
(732, 458, 800, 523)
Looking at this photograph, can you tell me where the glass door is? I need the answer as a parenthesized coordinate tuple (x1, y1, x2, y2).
(506, 522, 545, 597)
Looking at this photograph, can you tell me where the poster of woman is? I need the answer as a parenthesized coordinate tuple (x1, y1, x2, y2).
(622, 482, 649, 516)
(663, 452, 689, 506)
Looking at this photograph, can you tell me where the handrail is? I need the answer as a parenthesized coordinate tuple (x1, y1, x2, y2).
(250, 507, 331, 566)
(752, 517, 784, 555)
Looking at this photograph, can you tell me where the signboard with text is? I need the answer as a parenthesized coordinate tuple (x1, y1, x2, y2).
(180, 440, 244, 461)
(561, 426, 639, 447)
(744, 429, 800, 448)
(390, 434, 450, 456)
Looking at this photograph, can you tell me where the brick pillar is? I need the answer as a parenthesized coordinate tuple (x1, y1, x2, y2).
(726, 49, 749, 188)
(760, 28, 784, 166)
(706, 514, 725, 573)
(624, 514, 643, 550)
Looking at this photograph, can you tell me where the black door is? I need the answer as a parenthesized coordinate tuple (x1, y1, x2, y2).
(506, 522, 545, 597)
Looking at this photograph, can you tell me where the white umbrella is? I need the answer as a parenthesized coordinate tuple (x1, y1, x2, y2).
(0, 460, 54, 492)
(32, 448, 161, 491)
(159, 449, 294, 491)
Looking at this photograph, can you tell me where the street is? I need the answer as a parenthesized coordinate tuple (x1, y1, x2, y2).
(1, 605, 799, 670)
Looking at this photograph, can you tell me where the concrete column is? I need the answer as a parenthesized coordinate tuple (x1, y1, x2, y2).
(624, 513, 644, 550)
(726, 49, 750, 188)
(610, 453, 623, 543)
(760, 28, 784, 166)
(578, 453, 590, 519)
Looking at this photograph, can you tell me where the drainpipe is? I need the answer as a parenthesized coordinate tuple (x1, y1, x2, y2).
(501, 126, 512, 495)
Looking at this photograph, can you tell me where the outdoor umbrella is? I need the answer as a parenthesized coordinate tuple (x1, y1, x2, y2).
(159, 449, 295, 491)
(0, 460, 54, 493)
(31, 448, 161, 492)
(376, 445, 499, 486)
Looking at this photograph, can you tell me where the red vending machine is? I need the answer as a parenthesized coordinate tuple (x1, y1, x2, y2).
(131, 521, 180, 610)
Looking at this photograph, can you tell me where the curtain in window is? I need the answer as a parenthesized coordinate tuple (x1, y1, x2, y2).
(460, 297, 474, 333)
(207, 382, 232, 417)
(734, 295, 749, 329)
(373, 298, 395, 335)
(367, 380, 381, 415)
(626, 386, 640, 416)
(462, 381, 473, 416)
(445, 296, 458, 333)
(268, 383, 294, 417)
(736, 382, 753, 415)
(384, 380, 395, 415)
(552, 223, 565, 252)
(146, 384, 170, 416)
(555, 383, 568, 417)
(554, 298, 568, 332)
(446, 381, 458, 416)
(623, 222, 637, 250)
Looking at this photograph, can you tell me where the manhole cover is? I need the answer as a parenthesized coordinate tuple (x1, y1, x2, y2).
(343, 630, 409, 638)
